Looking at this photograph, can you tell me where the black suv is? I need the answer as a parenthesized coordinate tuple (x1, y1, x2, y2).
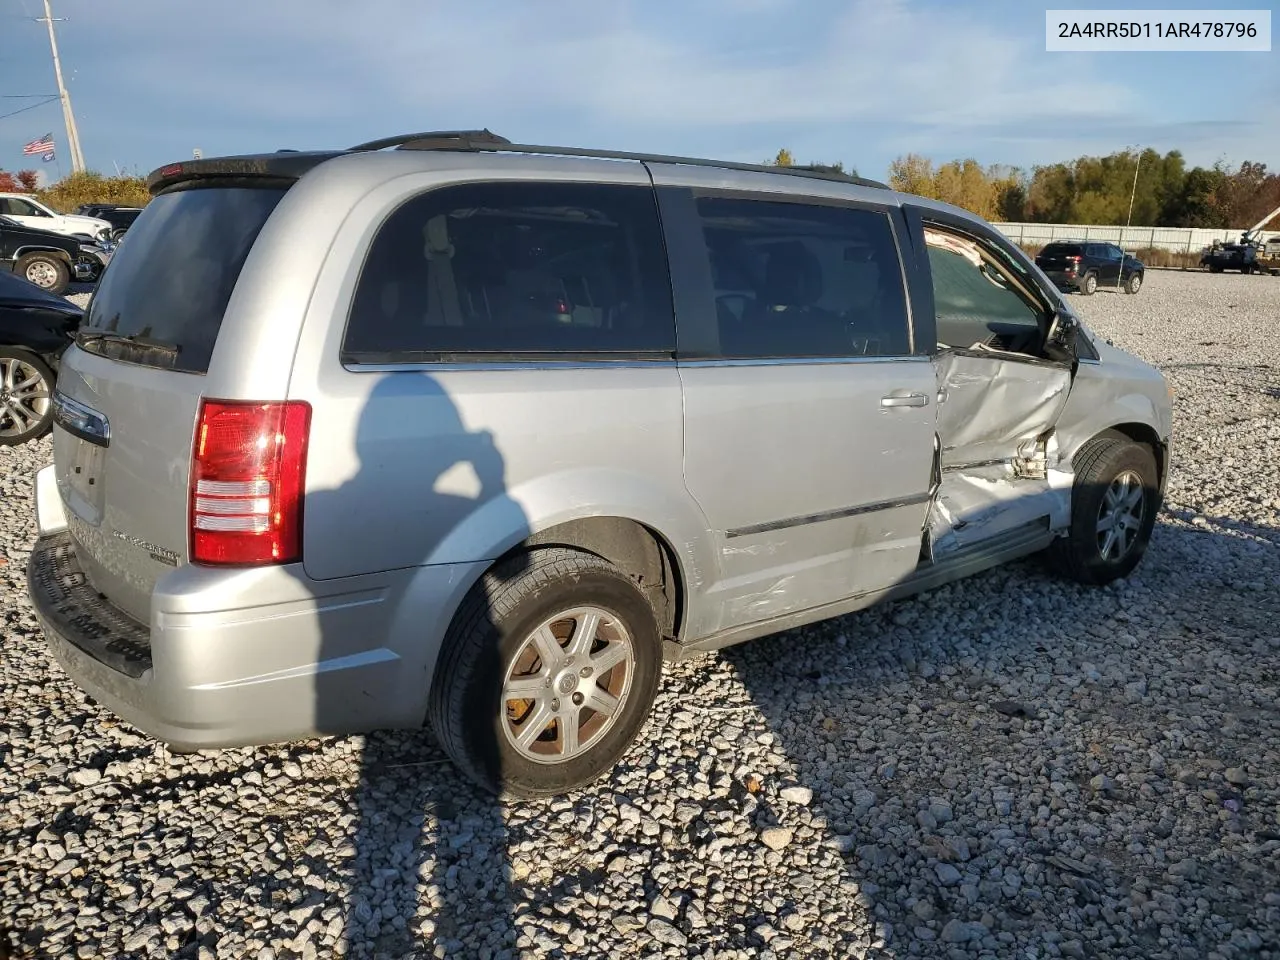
(76, 203, 143, 241)
(1035, 241, 1144, 296)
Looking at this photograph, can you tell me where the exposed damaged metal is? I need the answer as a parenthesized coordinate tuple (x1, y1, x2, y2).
(933, 351, 1073, 470)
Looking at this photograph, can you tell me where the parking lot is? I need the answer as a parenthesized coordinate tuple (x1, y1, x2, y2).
(1, 270, 1277, 959)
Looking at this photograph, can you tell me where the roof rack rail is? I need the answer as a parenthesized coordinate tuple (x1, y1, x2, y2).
(353, 130, 888, 190)
(350, 129, 512, 152)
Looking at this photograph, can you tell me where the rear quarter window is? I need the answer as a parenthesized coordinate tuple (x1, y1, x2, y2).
(81, 186, 287, 373)
(343, 181, 676, 362)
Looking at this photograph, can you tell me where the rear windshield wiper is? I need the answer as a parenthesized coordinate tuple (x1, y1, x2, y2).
(75, 332, 179, 358)
(76, 330, 182, 364)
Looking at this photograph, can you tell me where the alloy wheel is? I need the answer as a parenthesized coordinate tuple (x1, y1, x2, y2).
(501, 606, 635, 764)
(0, 357, 52, 440)
(1096, 470, 1146, 562)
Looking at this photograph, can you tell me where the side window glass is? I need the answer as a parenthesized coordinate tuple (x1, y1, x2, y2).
(924, 226, 1048, 356)
(691, 196, 910, 358)
(13, 200, 43, 217)
(345, 181, 675, 360)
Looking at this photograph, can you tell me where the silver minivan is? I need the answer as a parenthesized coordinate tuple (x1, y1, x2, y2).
(27, 131, 1172, 798)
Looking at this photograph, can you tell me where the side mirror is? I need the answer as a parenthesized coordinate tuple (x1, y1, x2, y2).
(1044, 309, 1077, 363)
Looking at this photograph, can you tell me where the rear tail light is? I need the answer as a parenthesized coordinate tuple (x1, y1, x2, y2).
(190, 400, 311, 566)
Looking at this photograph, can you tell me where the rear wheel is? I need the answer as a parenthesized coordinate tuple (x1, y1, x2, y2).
(0, 349, 55, 446)
(1123, 271, 1143, 295)
(1048, 436, 1159, 586)
(429, 548, 663, 798)
(16, 253, 70, 295)
(1080, 272, 1098, 295)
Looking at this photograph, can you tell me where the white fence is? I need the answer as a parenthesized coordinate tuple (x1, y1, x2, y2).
(993, 222, 1279, 255)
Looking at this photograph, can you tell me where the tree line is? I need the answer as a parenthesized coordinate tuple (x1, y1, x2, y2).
(0, 169, 152, 212)
(6, 150, 1279, 231)
(769, 148, 1280, 230)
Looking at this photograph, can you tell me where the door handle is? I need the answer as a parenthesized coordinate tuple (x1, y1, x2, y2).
(881, 392, 929, 408)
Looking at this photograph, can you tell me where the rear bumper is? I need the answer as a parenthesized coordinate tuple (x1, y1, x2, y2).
(27, 526, 482, 751)
(1040, 270, 1081, 291)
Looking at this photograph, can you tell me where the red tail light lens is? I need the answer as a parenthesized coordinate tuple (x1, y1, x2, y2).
(190, 400, 311, 566)
(1067, 256, 1082, 262)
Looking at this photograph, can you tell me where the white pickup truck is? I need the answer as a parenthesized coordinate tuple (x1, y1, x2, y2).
(0, 193, 112, 242)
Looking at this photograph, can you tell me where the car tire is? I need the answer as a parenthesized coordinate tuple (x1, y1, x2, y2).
(1123, 272, 1143, 295)
(0, 348, 56, 446)
(1080, 272, 1098, 295)
(429, 547, 663, 798)
(1048, 436, 1159, 586)
(16, 253, 70, 296)
(1210, 265, 1223, 274)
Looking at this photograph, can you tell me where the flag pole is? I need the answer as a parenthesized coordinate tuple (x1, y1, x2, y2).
(38, 0, 86, 173)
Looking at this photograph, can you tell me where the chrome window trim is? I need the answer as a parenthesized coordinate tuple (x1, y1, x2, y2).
(341, 354, 933, 374)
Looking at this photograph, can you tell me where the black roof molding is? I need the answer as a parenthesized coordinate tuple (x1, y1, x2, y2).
(147, 130, 888, 194)
(353, 129, 888, 189)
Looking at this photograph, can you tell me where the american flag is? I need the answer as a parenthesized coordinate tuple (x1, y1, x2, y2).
(23, 133, 55, 161)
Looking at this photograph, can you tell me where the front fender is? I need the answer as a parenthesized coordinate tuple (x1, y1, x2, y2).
(1056, 380, 1169, 465)
(14, 245, 73, 263)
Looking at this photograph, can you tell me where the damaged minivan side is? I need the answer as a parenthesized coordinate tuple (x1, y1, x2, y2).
(27, 134, 1172, 798)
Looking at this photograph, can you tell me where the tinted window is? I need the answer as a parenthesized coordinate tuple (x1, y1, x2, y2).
(692, 196, 909, 358)
(81, 186, 287, 373)
(1040, 243, 1083, 257)
(344, 182, 674, 361)
(925, 226, 1046, 355)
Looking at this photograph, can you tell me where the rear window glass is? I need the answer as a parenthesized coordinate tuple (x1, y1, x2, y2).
(343, 181, 675, 361)
(81, 186, 287, 373)
(1040, 243, 1083, 257)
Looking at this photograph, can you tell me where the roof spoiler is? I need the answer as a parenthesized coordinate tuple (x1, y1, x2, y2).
(146, 151, 344, 195)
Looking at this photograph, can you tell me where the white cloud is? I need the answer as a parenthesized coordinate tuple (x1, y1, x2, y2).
(62, 0, 1277, 172)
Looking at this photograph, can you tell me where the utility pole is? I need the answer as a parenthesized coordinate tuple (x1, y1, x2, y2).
(1119, 147, 1142, 288)
(1124, 148, 1142, 236)
(37, 0, 87, 174)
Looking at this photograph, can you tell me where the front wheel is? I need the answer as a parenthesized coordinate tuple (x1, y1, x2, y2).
(1048, 436, 1159, 586)
(429, 548, 663, 798)
(16, 253, 70, 295)
(1123, 272, 1143, 295)
(0, 349, 56, 446)
(1080, 272, 1098, 295)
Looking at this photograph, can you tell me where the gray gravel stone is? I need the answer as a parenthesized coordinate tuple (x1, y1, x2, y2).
(760, 826, 794, 851)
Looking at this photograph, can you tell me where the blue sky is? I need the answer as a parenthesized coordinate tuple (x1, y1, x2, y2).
(2, 0, 1277, 182)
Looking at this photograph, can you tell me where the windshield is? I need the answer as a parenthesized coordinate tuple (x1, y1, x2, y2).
(81, 186, 287, 373)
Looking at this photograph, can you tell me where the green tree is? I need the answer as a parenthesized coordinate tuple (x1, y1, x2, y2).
(888, 153, 936, 198)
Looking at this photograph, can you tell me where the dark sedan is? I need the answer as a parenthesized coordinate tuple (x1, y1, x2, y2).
(0, 269, 83, 445)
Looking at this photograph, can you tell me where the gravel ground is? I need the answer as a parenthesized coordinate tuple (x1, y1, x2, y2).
(3, 270, 1278, 959)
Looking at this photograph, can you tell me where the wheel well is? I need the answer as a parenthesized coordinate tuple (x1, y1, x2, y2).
(509, 517, 684, 642)
(15, 246, 72, 263)
(1098, 422, 1166, 486)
